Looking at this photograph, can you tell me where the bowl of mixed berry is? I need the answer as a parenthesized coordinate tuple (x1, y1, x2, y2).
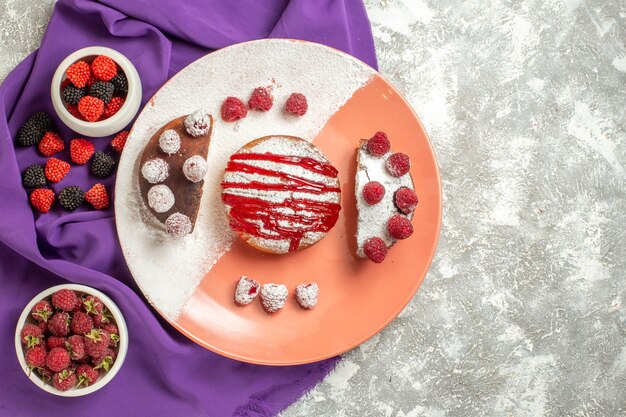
(15, 284, 128, 396)
(51, 46, 141, 137)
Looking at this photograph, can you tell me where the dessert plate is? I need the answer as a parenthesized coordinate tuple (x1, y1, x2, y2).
(115, 39, 441, 365)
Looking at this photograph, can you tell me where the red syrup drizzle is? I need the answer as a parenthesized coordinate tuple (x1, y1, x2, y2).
(221, 152, 341, 252)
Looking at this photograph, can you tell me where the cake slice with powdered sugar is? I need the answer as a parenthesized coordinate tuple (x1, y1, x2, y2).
(355, 132, 418, 263)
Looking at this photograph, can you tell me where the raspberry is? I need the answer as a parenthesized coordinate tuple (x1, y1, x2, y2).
(91, 55, 118, 81)
(66, 60, 91, 88)
(91, 151, 116, 178)
(220, 97, 247, 122)
(83, 295, 104, 315)
(66, 104, 85, 120)
(29, 188, 55, 213)
(48, 312, 71, 336)
(62, 85, 86, 106)
(66, 335, 86, 361)
(78, 96, 105, 122)
(72, 296, 84, 312)
(22, 165, 46, 188)
(248, 87, 273, 111)
(52, 289, 79, 311)
(76, 364, 99, 387)
(110, 72, 128, 96)
(91, 348, 116, 371)
(366, 131, 390, 156)
(89, 81, 115, 104)
(84, 183, 109, 210)
(20, 323, 43, 348)
(111, 130, 129, 153)
(84, 329, 110, 358)
(71, 311, 94, 335)
(31, 300, 53, 322)
(53, 369, 77, 391)
(38, 132, 65, 156)
(285, 92, 308, 116)
(45, 158, 70, 183)
(47, 347, 70, 372)
(25, 345, 47, 368)
(363, 237, 388, 263)
(362, 181, 385, 205)
(386, 152, 410, 177)
(387, 214, 413, 240)
(92, 312, 110, 327)
(36, 367, 53, 383)
(394, 187, 418, 214)
(102, 323, 119, 347)
(69, 138, 94, 164)
(16, 112, 55, 147)
(46, 336, 67, 350)
(103, 96, 125, 119)
(37, 321, 48, 334)
(58, 186, 85, 211)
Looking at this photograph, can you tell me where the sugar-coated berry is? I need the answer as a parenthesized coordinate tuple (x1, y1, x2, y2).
(184, 109, 212, 136)
(159, 129, 180, 155)
(147, 184, 175, 213)
(221, 97, 247, 122)
(362, 181, 385, 205)
(165, 212, 192, 237)
(363, 237, 388, 263)
(141, 157, 169, 183)
(385, 152, 410, 177)
(248, 87, 273, 111)
(91, 55, 118, 81)
(394, 187, 418, 214)
(366, 131, 390, 156)
(182, 155, 208, 183)
(387, 214, 413, 240)
(285, 92, 308, 116)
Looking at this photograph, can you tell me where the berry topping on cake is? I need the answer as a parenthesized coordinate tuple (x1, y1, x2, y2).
(91, 151, 116, 178)
(103, 96, 125, 119)
(23, 164, 47, 188)
(38, 132, 64, 156)
(394, 187, 418, 214)
(52, 289, 79, 311)
(53, 369, 77, 391)
(77, 96, 105, 122)
(221, 97, 247, 122)
(182, 155, 208, 183)
(147, 184, 175, 213)
(285, 92, 308, 116)
(248, 87, 273, 111)
(66, 60, 91, 88)
(111, 130, 129, 153)
(387, 214, 413, 240)
(58, 186, 84, 211)
(62, 85, 86, 106)
(91, 55, 118, 81)
(89, 81, 114, 104)
(165, 212, 192, 238)
(295, 283, 319, 309)
(260, 284, 288, 313)
(70, 138, 95, 165)
(362, 181, 385, 205)
(31, 300, 53, 322)
(47, 347, 70, 372)
(158, 129, 181, 155)
(385, 152, 410, 177)
(45, 158, 70, 183)
(141, 157, 169, 183)
(234, 276, 261, 306)
(85, 183, 109, 210)
(363, 237, 388, 263)
(366, 131, 390, 156)
(184, 109, 212, 136)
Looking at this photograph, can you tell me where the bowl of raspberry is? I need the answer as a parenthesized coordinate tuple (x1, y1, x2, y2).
(14, 284, 128, 396)
(51, 46, 142, 137)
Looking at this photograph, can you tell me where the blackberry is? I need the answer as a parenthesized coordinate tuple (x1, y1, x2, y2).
(91, 151, 116, 178)
(110, 72, 128, 96)
(22, 164, 47, 188)
(89, 82, 114, 104)
(58, 186, 84, 211)
(16, 112, 55, 146)
(62, 85, 86, 106)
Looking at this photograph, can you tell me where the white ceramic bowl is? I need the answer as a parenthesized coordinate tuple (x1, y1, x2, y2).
(15, 284, 128, 397)
(51, 46, 142, 137)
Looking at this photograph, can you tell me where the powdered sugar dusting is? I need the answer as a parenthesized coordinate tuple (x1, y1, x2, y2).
(116, 40, 373, 319)
(260, 283, 289, 313)
(234, 276, 260, 306)
(295, 283, 319, 309)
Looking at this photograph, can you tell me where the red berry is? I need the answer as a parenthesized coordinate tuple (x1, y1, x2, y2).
(220, 97, 247, 122)
(78, 96, 105, 122)
(363, 237, 388, 263)
(25, 345, 47, 368)
(72, 296, 84, 312)
(87, 74, 97, 87)
(38, 132, 65, 156)
(111, 130, 129, 153)
(102, 323, 119, 347)
(47, 347, 70, 372)
(30, 188, 55, 213)
(83, 295, 104, 315)
(248, 87, 273, 111)
(387, 214, 413, 240)
(37, 321, 48, 334)
(46, 336, 67, 350)
(386, 152, 410, 177)
(69, 138, 94, 165)
(53, 369, 77, 391)
(91, 347, 116, 371)
(84, 183, 109, 210)
(66, 60, 91, 88)
(76, 364, 99, 387)
(66, 335, 86, 361)
(84, 329, 110, 357)
(31, 300, 53, 322)
(66, 104, 85, 120)
(103, 96, 125, 119)
(285, 92, 308, 116)
(394, 187, 418, 214)
(362, 181, 385, 205)
(70, 311, 94, 335)
(45, 158, 70, 183)
(366, 131, 391, 156)
(48, 312, 71, 336)
(91, 55, 118, 81)
(20, 323, 43, 348)
(52, 289, 79, 311)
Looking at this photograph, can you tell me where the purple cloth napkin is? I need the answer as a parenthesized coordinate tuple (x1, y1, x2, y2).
(0, 0, 376, 415)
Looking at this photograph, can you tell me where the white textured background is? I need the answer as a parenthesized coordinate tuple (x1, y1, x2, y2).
(1, 1, 625, 416)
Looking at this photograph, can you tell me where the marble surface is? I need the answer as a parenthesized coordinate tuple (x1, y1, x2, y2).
(2, 0, 625, 416)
